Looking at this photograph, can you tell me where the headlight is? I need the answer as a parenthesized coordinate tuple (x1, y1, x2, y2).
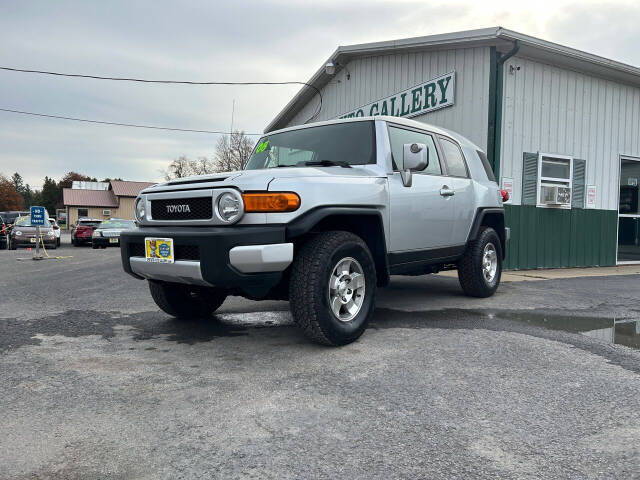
(135, 197, 146, 222)
(93, 231, 102, 237)
(47, 231, 55, 237)
(14, 230, 22, 236)
(217, 192, 242, 223)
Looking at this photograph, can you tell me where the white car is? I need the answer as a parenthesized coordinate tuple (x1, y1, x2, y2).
(48, 218, 61, 247)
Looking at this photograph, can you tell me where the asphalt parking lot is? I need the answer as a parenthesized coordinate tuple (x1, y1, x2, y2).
(1, 237, 640, 479)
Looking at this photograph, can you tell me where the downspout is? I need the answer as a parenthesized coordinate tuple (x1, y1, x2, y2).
(488, 39, 520, 178)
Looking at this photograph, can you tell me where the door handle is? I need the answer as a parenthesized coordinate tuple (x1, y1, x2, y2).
(440, 186, 455, 197)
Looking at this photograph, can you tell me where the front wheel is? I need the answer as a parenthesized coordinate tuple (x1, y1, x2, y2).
(289, 231, 377, 346)
(148, 280, 227, 319)
(457, 227, 502, 298)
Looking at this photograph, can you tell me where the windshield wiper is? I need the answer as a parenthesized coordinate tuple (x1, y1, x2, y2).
(301, 160, 352, 168)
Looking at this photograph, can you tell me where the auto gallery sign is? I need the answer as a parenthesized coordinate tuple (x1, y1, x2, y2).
(338, 71, 455, 119)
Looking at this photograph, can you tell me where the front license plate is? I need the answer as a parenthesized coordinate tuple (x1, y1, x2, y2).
(109, 238, 119, 244)
(145, 237, 174, 263)
(30, 237, 37, 243)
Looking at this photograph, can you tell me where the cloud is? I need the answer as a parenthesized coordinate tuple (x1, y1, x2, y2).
(1, 0, 638, 187)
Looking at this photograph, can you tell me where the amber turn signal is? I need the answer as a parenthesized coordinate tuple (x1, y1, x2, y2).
(242, 192, 300, 212)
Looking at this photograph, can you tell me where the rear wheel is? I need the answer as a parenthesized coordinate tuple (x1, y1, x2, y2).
(289, 231, 376, 346)
(148, 280, 227, 319)
(457, 226, 502, 298)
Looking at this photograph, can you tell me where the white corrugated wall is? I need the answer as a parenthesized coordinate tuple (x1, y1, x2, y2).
(500, 56, 640, 210)
(285, 47, 491, 151)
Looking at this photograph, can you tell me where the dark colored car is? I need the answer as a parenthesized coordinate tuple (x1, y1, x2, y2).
(8, 215, 57, 250)
(91, 219, 136, 249)
(71, 218, 102, 246)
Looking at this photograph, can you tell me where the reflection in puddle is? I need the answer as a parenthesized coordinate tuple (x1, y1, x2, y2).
(503, 312, 640, 350)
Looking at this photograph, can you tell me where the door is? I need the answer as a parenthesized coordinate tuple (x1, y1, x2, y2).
(387, 125, 454, 252)
(438, 136, 475, 246)
(618, 156, 640, 263)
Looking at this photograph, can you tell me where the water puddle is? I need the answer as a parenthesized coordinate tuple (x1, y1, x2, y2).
(500, 312, 640, 351)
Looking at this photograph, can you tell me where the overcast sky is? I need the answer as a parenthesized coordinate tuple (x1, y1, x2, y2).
(2, 0, 640, 187)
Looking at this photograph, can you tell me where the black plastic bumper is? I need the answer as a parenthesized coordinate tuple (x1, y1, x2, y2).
(92, 237, 119, 247)
(120, 225, 287, 298)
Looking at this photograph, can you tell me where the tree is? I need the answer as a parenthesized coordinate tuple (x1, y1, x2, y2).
(11, 173, 25, 195)
(58, 171, 93, 190)
(40, 176, 59, 216)
(160, 131, 254, 180)
(214, 130, 255, 172)
(0, 175, 25, 210)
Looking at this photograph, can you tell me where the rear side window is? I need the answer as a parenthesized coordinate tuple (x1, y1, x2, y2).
(439, 137, 469, 178)
(477, 150, 496, 182)
(388, 126, 441, 175)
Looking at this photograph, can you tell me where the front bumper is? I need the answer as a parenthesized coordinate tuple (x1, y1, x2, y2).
(11, 236, 56, 248)
(92, 236, 120, 247)
(120, 225, 292, 298)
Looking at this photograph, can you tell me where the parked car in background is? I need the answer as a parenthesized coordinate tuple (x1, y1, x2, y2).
(48, 218, 61, 247)
(71, 218, 102, 246)
(8, 215, 57, 250)
(0, 215, 8, 249)
(0, 211, 29, 227)
(92, 218, 135, 249)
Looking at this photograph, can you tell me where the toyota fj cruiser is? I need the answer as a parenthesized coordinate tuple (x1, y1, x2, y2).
(121, 116, 509, 345)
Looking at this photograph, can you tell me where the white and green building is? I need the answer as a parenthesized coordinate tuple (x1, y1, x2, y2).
(266, 27, 640, 269)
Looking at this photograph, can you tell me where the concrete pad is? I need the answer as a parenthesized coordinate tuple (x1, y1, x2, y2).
(437, 264, 640, 282)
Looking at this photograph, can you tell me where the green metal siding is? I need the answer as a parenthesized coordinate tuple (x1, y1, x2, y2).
(504, 205, 617, 270)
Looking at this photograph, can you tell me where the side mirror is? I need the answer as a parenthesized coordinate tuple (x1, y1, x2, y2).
(400, 143, 429, 187)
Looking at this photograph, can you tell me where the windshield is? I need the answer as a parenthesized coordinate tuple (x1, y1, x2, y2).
(15, 215, 49, 227)
(245, 121, 376, 170)
(79, 220, 101, 227)
(97, 219, 135, 229)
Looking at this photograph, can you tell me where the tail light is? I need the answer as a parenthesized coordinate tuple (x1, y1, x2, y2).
(500, 189, 510, 202)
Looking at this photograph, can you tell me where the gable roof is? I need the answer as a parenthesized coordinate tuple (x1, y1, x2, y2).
(110, 180, 155, 197)
(266, 27, 640, 132)
(62, 188, 118, 208)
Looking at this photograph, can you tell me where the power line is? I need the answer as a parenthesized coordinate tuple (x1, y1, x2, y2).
(0, 107, 264, 135)
(0, 66, 323, 122)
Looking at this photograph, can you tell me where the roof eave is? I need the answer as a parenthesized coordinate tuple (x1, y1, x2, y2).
(265, 26, 640, 133)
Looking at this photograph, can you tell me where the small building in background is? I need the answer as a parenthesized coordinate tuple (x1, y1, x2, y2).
(62, 180, 154, 228)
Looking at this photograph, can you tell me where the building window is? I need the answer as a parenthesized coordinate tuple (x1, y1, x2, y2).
(537, 154, 573, 208)
(78, 208, 89, 218)
(522, 152, 586, 209)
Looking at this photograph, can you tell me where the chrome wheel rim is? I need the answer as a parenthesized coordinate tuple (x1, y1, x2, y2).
(482, 243, 498, 283)
(328, 257, 365, 322)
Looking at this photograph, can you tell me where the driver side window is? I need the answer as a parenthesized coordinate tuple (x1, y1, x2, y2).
(388, 126, 441, 175)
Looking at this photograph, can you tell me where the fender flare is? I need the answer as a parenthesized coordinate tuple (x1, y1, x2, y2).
(466, 207, 506, 258)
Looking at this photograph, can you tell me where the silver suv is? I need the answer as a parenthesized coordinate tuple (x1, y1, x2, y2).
(121, 116, 508, 345)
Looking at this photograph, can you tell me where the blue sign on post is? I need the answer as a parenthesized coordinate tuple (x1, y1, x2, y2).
(30, 206, 46, 226)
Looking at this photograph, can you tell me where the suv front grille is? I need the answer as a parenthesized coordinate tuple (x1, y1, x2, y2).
(129, 243, 200, 261)
(150, 197, 213, 221)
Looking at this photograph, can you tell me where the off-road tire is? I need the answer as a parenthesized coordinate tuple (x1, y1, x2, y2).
(289, 231, 377, 346)
(148, 280, 227, 319)
(457, 226, 502, 298)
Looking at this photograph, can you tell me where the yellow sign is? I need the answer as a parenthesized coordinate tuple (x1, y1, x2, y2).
(145, 237, 174, 263)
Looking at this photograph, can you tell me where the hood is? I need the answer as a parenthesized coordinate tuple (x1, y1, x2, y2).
(143, 166, 383, 194)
